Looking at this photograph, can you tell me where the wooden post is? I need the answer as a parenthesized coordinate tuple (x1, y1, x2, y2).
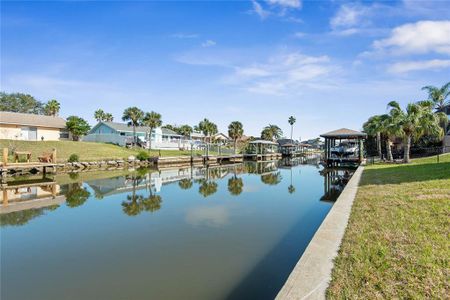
(3, 189, 8, 207)
(52, 148, 57, 163)
(3, 148, 8, 166)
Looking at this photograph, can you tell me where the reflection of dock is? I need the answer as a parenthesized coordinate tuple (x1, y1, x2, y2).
(1, 177, 64, 214)
(321, 168, 354, 202)
(0, 195, 65, 214)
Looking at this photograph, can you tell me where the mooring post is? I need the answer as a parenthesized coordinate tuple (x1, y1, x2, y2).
(52, 148, 57, 163)
(3, 148, 8, 166)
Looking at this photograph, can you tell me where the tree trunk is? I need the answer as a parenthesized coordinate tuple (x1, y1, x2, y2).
(290, 126, 293, 142)
(377, 132, 382, 159)
(234, 139, 237, 154)
(403, 135, 411, 163)
(148, 127, 153, 151)
(386, 137, 393, 161)
(133, 125, 136, 148)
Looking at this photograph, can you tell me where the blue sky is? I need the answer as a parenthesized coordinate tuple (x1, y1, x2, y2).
(2, 0, 450, 139)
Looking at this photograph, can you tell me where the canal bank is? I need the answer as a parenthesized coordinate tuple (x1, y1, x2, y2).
(276, 165, 364, 300)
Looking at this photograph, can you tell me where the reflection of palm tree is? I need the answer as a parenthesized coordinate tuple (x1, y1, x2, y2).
(288, 185, 296, 194)
(261, 172, 282, 185)
(198, 179, 218, 198)
(122, 174, 144, 216)
(122, 194, 144, 216)
(66, 183, 91, 208)
(288, 168, 295, 194)
(178, 178, 193, 190)
(142, 195, 162, 212)
(228, 176, 243, 196)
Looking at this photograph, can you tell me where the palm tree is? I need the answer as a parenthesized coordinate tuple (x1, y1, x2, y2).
(363, 115, 384, 159)
(288, 167, 295, 194)
(178, 125, 193, 138)
(104, 113, 114, 122)
(261, 124, 283, 141)
(94, 109, 105, 122)
(228, 121, 244, 154)
(142, 194, 162, 212)
(122, 107, 144, 147)
(44, 99, 60, 116)
(422, 81, 450, 136)
(198, 118, 218, 143)
(288, 116, 296, 143)
(142, 111, 162, 150)
(388, 100, 447, 163)
(421, 82, 450, 112)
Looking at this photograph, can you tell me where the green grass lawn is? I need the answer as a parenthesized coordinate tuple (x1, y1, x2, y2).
(327, 153, 450, 299)
(0, 140, 221, 162)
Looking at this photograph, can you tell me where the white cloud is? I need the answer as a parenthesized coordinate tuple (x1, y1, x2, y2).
(201, 40, 217, 47)
(225, 52, 335, 95)
(267, 0, 302, 9)
(171, 33, 199, 39)
(330, 4, 370, 29)
(252, 0, 270, 19)
(373, 21, 450, 55)
(292, 31, 306, 38)
(388, 59, 450, 73)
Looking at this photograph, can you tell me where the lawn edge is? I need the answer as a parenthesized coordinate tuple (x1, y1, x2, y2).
(276, 165, 364, 300)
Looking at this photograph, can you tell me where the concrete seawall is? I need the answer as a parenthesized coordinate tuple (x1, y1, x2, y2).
(276, 165, 364, 300)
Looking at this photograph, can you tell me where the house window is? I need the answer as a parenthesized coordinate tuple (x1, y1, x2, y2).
(59, 130, 69, 139)
(120, 132, 125, 136)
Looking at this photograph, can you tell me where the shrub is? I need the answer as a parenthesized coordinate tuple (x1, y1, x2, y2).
(68, 154, 79, 162)
(136, 151, 150, 161)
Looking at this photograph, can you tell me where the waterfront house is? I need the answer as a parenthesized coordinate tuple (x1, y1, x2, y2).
(83, 121, 183, 149)
(212, 133, 231, 144)
(0, 111, 69, 141)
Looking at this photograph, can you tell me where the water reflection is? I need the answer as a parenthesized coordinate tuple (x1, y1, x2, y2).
(1, 156, 354, 300)
(0, 158, 337, 227)
(320, 167, 354, 202)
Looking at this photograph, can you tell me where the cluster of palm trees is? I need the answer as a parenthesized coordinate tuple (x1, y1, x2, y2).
(94, 109, 114, 122)
(44, 99, 61, 117)
(121, 107, 162, 149)
(260, 116, 296, 142)
(363, 82, 449, 163)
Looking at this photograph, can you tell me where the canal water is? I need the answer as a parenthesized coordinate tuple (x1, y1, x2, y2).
(1, 158, 351, 300)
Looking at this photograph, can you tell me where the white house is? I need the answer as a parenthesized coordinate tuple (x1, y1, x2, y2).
(0, 111, 70, 141)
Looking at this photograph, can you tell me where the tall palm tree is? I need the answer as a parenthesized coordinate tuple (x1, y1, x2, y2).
(363, 115, 384, 159)
(178, 125, 193, 138)
(44, 99, 60, 116)
(103, 113, 114, 122)
(122, 107, 144, 147)
(288, 116, 296, 143)
(388, 100, 447, 163)
(228, 121, 244, 154)
(261, 124, 283, 141)
(198, 118, 218, 143)
(421, 82, 450, 112)
(142, 111, 162, 150)
(94, 109, 105, 122)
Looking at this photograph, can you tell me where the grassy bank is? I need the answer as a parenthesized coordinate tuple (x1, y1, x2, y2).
(327, 154, 450, 298)
(0, 140, 213, 162)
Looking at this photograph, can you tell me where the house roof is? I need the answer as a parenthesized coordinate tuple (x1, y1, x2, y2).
(249, 140, 278, 145)
(0, 111, 66, 129)
(213, 133, 230, 140)
(320, 128, 367, 138)
(101, 122, 151, 133)
(93, 122, 181, 136)
(161, 128, 180, 136)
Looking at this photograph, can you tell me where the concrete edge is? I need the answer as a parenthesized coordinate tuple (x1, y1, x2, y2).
(276, 165, 364, 300)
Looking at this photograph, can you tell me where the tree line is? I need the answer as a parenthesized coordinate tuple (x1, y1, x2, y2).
(363, 82, 449, 163)
(1, 92, 299, 147)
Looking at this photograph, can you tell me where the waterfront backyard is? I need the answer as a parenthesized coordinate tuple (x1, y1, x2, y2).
(327, 154, 450, 298)
(1, 160, 340, 300)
